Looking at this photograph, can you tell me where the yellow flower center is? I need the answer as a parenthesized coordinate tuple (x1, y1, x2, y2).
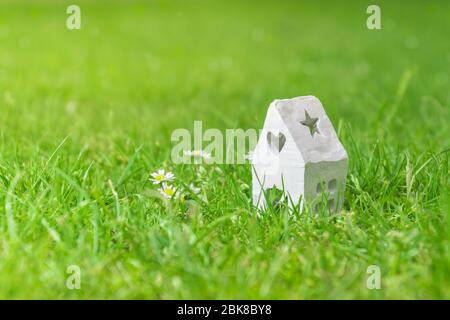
(155, 174, 165, 181)
(163, 187, 175, 196)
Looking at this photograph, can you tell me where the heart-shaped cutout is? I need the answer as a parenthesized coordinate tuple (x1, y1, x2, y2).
(267, 131, 286, 154)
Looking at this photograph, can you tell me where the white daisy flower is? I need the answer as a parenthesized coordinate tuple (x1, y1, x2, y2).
(159, 183, 179, 199)
(183, 150, 211, 161)
(149, 169, 175, 185)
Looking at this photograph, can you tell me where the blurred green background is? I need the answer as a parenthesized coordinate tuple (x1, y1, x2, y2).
(0, 0, 449, 299)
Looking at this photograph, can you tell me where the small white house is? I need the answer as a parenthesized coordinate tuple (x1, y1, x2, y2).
(251, 96, 348, 212)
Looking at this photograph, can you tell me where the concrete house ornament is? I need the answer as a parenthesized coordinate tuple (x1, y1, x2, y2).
(251, 96, 348, 213)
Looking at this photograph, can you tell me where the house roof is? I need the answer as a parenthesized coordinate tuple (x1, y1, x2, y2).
(269, 96, 347, 163)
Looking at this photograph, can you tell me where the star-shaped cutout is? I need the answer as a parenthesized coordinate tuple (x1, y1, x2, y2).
(300, 110, 319, 136)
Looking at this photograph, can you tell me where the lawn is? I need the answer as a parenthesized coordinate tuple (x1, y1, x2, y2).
(0, 0, 449, 299)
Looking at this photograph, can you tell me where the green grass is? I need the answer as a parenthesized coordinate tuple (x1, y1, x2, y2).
(0, 0, 449, 299)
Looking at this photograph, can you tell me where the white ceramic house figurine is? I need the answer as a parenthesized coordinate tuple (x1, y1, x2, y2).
(251, 96, 348, 213)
